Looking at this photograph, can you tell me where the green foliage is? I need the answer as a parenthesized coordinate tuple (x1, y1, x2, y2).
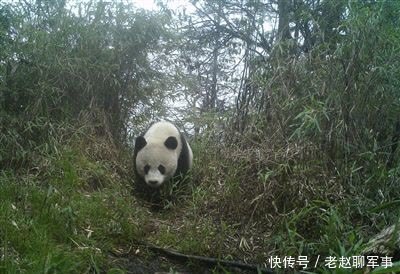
(0, 129, 146, 273)
(0, 0, 169, 144)
(243, 1, 400, 200)
(2, 0, 400, 273)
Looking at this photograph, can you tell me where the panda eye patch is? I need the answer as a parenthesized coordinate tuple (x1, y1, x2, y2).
(158, 165, 166, 174)
(144, 165, 150, 174)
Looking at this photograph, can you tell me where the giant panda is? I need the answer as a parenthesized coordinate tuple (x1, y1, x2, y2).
(134, 121, 193, 192)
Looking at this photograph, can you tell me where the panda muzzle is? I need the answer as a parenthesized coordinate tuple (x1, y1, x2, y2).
(148, 180, 159, 186)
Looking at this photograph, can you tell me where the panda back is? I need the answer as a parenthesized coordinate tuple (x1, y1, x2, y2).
(144, 121, 181, 148)
(138, 120, 193, 176)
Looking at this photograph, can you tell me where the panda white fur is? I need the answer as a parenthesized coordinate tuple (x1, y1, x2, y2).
(134, 121, 193, 189)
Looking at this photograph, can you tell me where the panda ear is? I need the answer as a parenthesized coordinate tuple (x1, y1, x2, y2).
(135, 136, 147, 151)
(164, 136, 178, 150)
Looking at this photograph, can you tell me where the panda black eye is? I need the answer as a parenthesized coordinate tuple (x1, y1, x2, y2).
(144, 165, 150, 174)
(158, 165, 166, 175)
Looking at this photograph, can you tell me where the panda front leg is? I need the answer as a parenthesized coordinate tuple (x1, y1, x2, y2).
(133, 177, 161, 209)
(149, 188, 162, 210)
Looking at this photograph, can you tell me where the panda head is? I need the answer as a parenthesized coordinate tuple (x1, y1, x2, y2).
(135, 135, 180, 188)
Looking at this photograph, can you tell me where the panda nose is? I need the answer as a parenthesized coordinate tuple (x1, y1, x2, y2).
(148, 180, 159, 186)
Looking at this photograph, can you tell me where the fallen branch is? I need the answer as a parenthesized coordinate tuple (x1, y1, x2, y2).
(135, 240, 274, 274)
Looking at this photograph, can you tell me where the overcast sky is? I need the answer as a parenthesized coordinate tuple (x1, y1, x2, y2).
(132, 0, 194, 12)
(132, 0, 158, 10)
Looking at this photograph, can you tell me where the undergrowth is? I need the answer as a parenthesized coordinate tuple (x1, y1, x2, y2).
(0, 121, 150, 273)
(1, 119, 400, 273)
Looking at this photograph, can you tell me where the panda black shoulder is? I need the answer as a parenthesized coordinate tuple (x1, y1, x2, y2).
(176, 132, 191, 175)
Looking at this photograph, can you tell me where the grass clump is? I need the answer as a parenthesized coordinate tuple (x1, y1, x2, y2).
(0, 123, 152, 273)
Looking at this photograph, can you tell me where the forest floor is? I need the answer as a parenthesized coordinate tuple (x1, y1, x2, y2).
(2, 129, 398, 274)
(0, 132, 270, 273)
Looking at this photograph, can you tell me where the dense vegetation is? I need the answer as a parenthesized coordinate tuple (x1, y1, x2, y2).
(1, 0, 400, 273)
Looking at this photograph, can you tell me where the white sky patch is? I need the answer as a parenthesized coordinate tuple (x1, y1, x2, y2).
(131, 0, 195, 13)
(131, 0, 159, 11)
